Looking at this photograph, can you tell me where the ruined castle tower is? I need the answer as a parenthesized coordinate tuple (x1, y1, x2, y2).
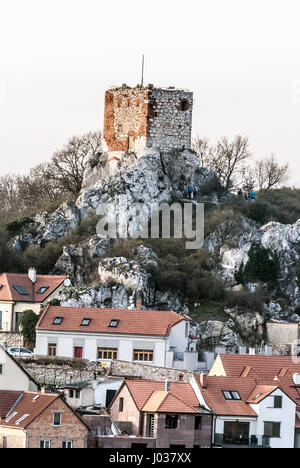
(103, 84, 193, 156)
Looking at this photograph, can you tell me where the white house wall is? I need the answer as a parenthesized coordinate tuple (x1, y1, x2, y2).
(169, 321, 189, 353)
(35, 331, 168, 366)
(250, 389, 296, 449)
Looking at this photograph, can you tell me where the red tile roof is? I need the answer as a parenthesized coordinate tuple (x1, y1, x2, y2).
(0, 273, 68, 303)
(125, 380, 200, 411)
(195, 375, 259, 417)
(0, 391, 90, 430)
(142, 391, 198, 414)
(247, 385, 278, 404)
(0, 391, 58, 428)
(36, 306, 187, 336)
(0, 391, 22, 418)
(213, 354, 300, 380)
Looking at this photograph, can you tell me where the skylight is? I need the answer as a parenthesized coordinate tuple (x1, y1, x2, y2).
(109, 319, 119, 328)
(15, 414, 29, 425)
(53, 316, 63, 325)
(13, 285, 29, 296)
(81, 318, 91, 327)
(222, 391, 241, 401)
(36, 286, 49, 294)
(5, 412, 17, 422)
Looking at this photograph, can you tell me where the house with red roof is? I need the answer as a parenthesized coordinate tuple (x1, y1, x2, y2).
(109, 379, 213, 448)
(0, 390, 89, 448)
(191, 373, 296, 448)
(35, 302, 201, 369)
(191, 352, 300, 448)
(0, 268, 70, 333)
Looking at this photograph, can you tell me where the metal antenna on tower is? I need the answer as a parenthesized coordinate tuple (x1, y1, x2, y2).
(141, 55, 144, 87)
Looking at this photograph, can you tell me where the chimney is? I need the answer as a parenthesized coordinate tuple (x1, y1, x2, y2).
(165, 380, 171, 392)
(136, 293, 142, 310)
(293, 374, 300, 385)
(199, 374, 207, 388)
(28, 267, 37, 284)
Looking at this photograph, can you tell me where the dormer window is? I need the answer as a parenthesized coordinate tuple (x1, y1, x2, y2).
(81, 318, 91, 327)
(53, 317, 63, 325)
(109, 319, 119, 328)
(36, 287, 49, 294)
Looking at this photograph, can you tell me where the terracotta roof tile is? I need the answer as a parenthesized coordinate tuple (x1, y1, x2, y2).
(36, 306, 187, 336)
(0, 391, 22, 418)
(0, 391, 58, 427)
(126, 380, 200, 411)
(215, 354, 300, 380)
(195, 375, 258, 417)
(0, 273, 67, 303)
(247, 385, 278, 404)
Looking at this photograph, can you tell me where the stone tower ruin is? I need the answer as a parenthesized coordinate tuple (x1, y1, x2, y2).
(103, 84, 193, 157)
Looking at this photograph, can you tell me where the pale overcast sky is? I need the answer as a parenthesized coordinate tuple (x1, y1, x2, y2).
(0, 0, 299, 185)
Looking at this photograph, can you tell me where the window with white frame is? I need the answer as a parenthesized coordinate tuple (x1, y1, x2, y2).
(62, 440, 73, 448)
(40, 439, 51, 448)
(53, 412, 62, 427)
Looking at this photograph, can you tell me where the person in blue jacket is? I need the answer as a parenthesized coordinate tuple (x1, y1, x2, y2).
(250, 189, 256, 201)
(187, 184, 193, 200)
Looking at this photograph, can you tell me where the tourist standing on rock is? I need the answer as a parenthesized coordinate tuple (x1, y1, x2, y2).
(245, 191, 250, 201)
(238, 189, 243, 198)
(250, 189, 256, 201)
(193, 186, 198, 201)
(187, 184, 193, 200)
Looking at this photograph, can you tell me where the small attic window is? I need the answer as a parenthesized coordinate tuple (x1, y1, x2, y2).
(109, 319, 119, 328)
(81, 318, 91, 327)
(53, 317, 63, 325)
(180, 99, 190, 111)
(36, 286, 49, 295)
(222, 391, 241, 400)
(13, 285, 29, 296)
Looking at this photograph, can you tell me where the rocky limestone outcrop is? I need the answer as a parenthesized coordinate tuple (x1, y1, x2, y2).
(77, 149, 215, 238)
(206, 218, 300, 309)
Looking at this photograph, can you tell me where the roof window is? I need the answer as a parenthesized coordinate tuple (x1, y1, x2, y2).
(109, 319, 119, 328)
(13, 285, 29, 296)
(36, 287, 49, 294)
(81, 318, 91, 327)
(53, 316, 63, 325)
(222, 390, 241, 400)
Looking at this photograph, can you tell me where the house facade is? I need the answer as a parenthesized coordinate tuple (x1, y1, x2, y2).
(109, 379, 213, 449)
(0, 269, 69, 333)
(35, 304, 200, 370)
(202, 353, 300, 448)
(0, 390, 89, 448)
(0, 345, 39, 392)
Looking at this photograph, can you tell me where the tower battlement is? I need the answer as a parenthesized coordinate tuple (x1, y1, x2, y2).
(103, 84, 193, 155)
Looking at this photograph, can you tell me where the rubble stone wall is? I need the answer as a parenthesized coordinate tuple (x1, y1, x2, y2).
(103, 85, 193, 153)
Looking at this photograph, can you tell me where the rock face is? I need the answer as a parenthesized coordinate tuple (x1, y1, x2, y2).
(206, 218, 300, 309)
(78, 149, 215, 237)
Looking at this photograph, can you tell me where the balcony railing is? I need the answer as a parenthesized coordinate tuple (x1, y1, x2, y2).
(214, 434, 270, 448)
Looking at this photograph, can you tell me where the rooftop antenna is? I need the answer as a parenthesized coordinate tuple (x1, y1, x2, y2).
(141, 55, 144, 87)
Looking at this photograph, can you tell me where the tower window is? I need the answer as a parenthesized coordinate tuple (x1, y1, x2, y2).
(180, 99, 190, 111)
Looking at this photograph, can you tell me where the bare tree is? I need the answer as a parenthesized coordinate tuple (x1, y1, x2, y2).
(192, 136, 214, 167)
(254, 154, 290, 191)
(193, 135, 252, 192)
(42, 130, 103, 197)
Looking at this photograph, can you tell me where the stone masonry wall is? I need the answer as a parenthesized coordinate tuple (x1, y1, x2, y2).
(147, 87, 193, 151)
(104, 85, 149, 152)
(103, 84, 193, 154)
(21, 359, 193, 387)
